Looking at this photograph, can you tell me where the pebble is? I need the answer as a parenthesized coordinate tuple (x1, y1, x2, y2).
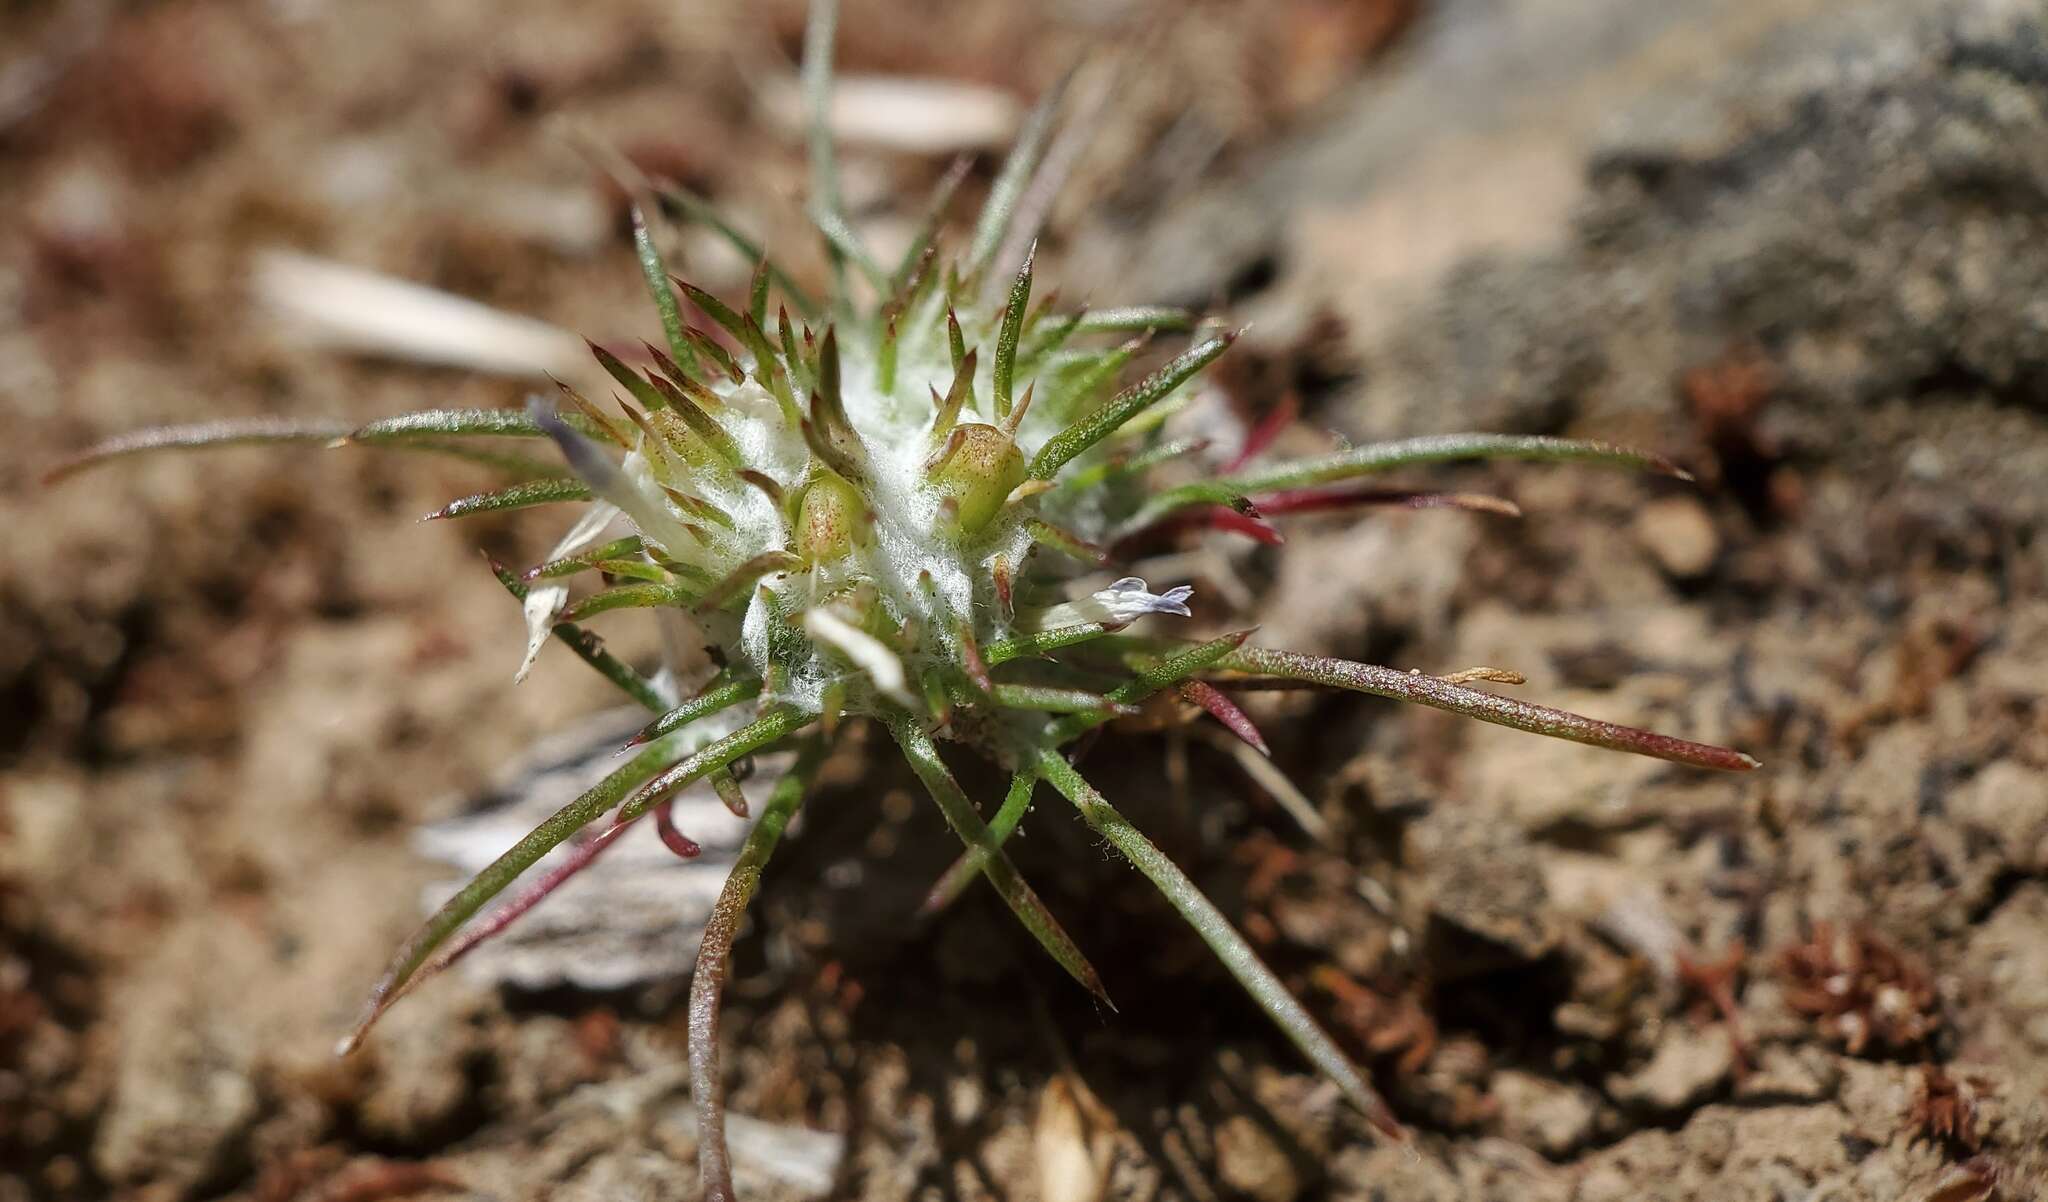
(1490, 1069, 1597, 1157)
(1735, 1045, 1841, 1102)
(1214, 1114, 1302, 1202)
(1606, 1026, 1734, 1111)
(1633, 496, 1720, 579)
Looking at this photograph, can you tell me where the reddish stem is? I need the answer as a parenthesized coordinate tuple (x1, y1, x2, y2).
(1224, 393, 1299, 472)
(654, 800, 703, 858)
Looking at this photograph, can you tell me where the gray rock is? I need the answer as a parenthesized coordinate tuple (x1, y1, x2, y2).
(1352, 0, 2048, 527)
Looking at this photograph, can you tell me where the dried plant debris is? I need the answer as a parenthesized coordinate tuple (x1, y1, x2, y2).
(1923, 1157, 2009, 1202)
(46, 1, 1756, 1196)
(1777, 923, 1940, 1057)
(1911, 1065, 1995, 1157)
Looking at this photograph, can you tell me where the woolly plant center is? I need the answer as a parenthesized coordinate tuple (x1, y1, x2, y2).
(536, 253, 1211, 726)
(681, 322, 1027, 713)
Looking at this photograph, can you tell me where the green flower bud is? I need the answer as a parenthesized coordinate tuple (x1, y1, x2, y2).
(796, 471, 868, 563)
(927, 423, 1025, 536)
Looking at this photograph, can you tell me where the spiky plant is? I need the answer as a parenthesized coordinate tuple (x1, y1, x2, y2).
(49, 4, 1758, 1194)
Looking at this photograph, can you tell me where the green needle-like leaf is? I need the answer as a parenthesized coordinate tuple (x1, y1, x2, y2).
(946, 307, 967, 374)
(1071, 306, 1197, 335)
(679, 328, 745, 386)
(618, 706, 817, 822)
(629, 671, 764, 747)
(41, 408, 629, 486)
(43, 419, 352, 483)
(672, 278, 752, 350)
(885, 712, 1110, 1007)
(748, 259, 772, 328)
(742, 312, 802, 425)
(922, 770, 1037, 913)
(1123, 434, 1688, 539)
(1224, 433, 1692, 496)
(878, 313, 900, 395)
(340, 726, 696, 1052)
(967, 67, 1072, 282)
(351, 408, 606, 442)
(558, 580, 699, 623)
(1033, 749, 1405, 1142)
(802, 0, 846, 302)
(590, 341, 671, 413)
(425, 477, 591, 520)
(43, 419, 581, 485)
(993, 242, 1035, 419)
(991, 684, 1131, 715)
(804, 328, 868, 480)
(929, 347, 977, 442)
(779, 306, 813, 395)
(1029, 332, 1236, 480)
(551, 377, 635, 447)
(983, 622, 1119, 667)
(633, 206, 700, 378)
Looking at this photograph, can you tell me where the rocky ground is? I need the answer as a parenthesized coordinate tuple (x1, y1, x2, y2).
(4, 0, 2045, 1199)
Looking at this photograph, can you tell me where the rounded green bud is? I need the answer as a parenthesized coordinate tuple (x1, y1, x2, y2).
(927, 423, 1025, 536)
(797, 471, 869, 563)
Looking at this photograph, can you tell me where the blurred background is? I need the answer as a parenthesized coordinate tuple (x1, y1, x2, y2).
(4, 0, 2045, 1198)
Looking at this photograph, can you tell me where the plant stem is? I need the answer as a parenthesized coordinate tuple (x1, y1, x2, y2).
(1211, 645, 1759, 771)
(691, 736, 826, 1202)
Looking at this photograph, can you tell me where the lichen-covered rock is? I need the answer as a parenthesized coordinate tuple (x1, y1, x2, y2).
(1357, 0, 2048, 529)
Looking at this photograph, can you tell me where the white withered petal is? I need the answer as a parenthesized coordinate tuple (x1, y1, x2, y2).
(528, 397, 697, 556)
(515, 500, 622, 682)
(802, 607, 917, 707)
